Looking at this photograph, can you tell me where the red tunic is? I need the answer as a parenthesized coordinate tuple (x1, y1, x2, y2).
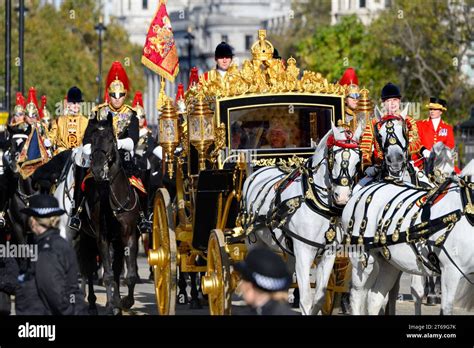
(415, 118, 457, 172)
(416, 118, 455, 150)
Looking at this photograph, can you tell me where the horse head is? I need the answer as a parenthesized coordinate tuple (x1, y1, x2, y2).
(375, 114, 408, 178)
(425, 142, 455, 185)
(90, 113, 118, 182)
(325, 123, 362, 206)
(6, 124, 30, 174)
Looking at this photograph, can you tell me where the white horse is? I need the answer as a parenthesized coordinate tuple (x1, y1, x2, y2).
(343, 143, 474, 315)
(242, 124, 363, 315)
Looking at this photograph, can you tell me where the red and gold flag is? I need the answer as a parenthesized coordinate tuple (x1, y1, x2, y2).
(141, 0, 179, 82)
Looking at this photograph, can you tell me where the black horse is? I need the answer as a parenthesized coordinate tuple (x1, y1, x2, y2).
(81, 114, 140, 315)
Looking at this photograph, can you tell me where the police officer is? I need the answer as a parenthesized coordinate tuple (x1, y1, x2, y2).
(234, 247, 298, 315)
(16, 194, 87, 315)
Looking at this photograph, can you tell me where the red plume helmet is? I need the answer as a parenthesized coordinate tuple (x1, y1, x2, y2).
(339, 68, 360, 99)
(187, 67, 199, 90)
(14, 92, 26, 114)
(105, 61, 130, 101)
(40, 95, 51, 121)
(339, 68, 359, 86)
(132, 91, 146, 127)
(26, 87, 40, 118)
(175, 83, 186, 113)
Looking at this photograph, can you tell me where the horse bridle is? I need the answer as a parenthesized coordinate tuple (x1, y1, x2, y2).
(327, 131, 361, 187)
(374, 116, 409, 157)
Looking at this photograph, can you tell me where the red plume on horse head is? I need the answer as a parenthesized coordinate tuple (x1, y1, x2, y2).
(104, 61, 130, 101)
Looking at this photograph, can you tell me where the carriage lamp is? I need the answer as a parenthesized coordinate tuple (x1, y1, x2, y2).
(159, 99, 180, 178)
(356, 88, 374, 127)
(189, 95, 215, 171)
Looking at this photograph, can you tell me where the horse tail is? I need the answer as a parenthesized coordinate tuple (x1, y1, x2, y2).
(454, 277, 474, 311)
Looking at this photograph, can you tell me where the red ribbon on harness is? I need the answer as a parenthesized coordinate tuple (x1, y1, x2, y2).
(327, 133, 359, 149)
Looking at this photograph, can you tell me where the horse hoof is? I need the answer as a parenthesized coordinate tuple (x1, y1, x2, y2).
(189, 299, 202, 310)
(121, 296, 135, 310)
(426, 296, 437, 306)
(113, 307, 122, 316)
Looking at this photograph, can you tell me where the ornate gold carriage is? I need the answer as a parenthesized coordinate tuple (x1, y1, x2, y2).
(148, 30, 370, 315)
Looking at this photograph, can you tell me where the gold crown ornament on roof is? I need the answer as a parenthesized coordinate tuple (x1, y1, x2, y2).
(251, 30, 274, 62)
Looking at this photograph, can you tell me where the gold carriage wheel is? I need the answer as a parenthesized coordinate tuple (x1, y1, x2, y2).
(201, 229, 232, 315)
(148, 188, 177, 315)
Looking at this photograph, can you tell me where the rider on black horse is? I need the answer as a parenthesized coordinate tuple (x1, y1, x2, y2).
(74, 61, 149, 233)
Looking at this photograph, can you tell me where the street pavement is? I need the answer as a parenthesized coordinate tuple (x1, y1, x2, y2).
(90, 251, 474, 316)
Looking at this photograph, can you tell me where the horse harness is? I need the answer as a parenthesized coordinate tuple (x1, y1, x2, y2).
(242, 136, 361, 256)
(346, 177, 474, 279)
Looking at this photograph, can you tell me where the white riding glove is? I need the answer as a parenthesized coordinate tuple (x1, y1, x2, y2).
(43, 138, 52, 148)
(117, 138, 134, 154)
(82, 143, 91, 155)
(422, 149, 431, 158)
(152, 146, 163, 160)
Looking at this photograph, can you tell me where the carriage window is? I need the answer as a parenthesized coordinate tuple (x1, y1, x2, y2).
(228, 105, 333, 150)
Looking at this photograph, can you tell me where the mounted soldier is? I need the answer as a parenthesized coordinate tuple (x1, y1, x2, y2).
(15, 87, 51, 179)
(338, 68, 360, 132)
(132, 90, 155, 232)
(74, 61, 148, 231)
(49, 86, 89, 156)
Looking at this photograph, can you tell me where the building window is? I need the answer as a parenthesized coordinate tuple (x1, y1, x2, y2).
(221, 34, 228, 43)
(143, 0, 148, 9)
(245, 35, 253, 50)
(360, 0, 366, 7)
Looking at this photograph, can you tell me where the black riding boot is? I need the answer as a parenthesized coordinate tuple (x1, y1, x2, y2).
(69, 166, 87, 231)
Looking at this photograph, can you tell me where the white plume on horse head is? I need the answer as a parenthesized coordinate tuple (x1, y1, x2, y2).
(400, 102, 410, 119)
(331, 122, 346, 141)
(353, 123, 363, 142)
(374, 105, 383, 121)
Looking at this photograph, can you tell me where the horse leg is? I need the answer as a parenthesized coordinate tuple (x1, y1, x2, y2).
(411, 275, 425, 315)
(367, 260, 400, 315)
(384, 270, 402, 315)
(293, 243, 315, 315)
(426, 276, 437, 305)
(87, 272, 98, 315)
(121, 228, 138, 310)
(98, 235, 116, 315)
(349, 253, 379, 315)
(440, 266, 461, 315)
(189, 272, 202, 309)
(177, 271, 189, 305)
(310, 250, 336, 315)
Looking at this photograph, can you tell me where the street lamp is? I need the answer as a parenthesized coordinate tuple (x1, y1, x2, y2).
(16, 0, 27, 95)
(4, 0, 11, 115)
(95, 16, 107, 104)
(185, 26, 195, 84)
